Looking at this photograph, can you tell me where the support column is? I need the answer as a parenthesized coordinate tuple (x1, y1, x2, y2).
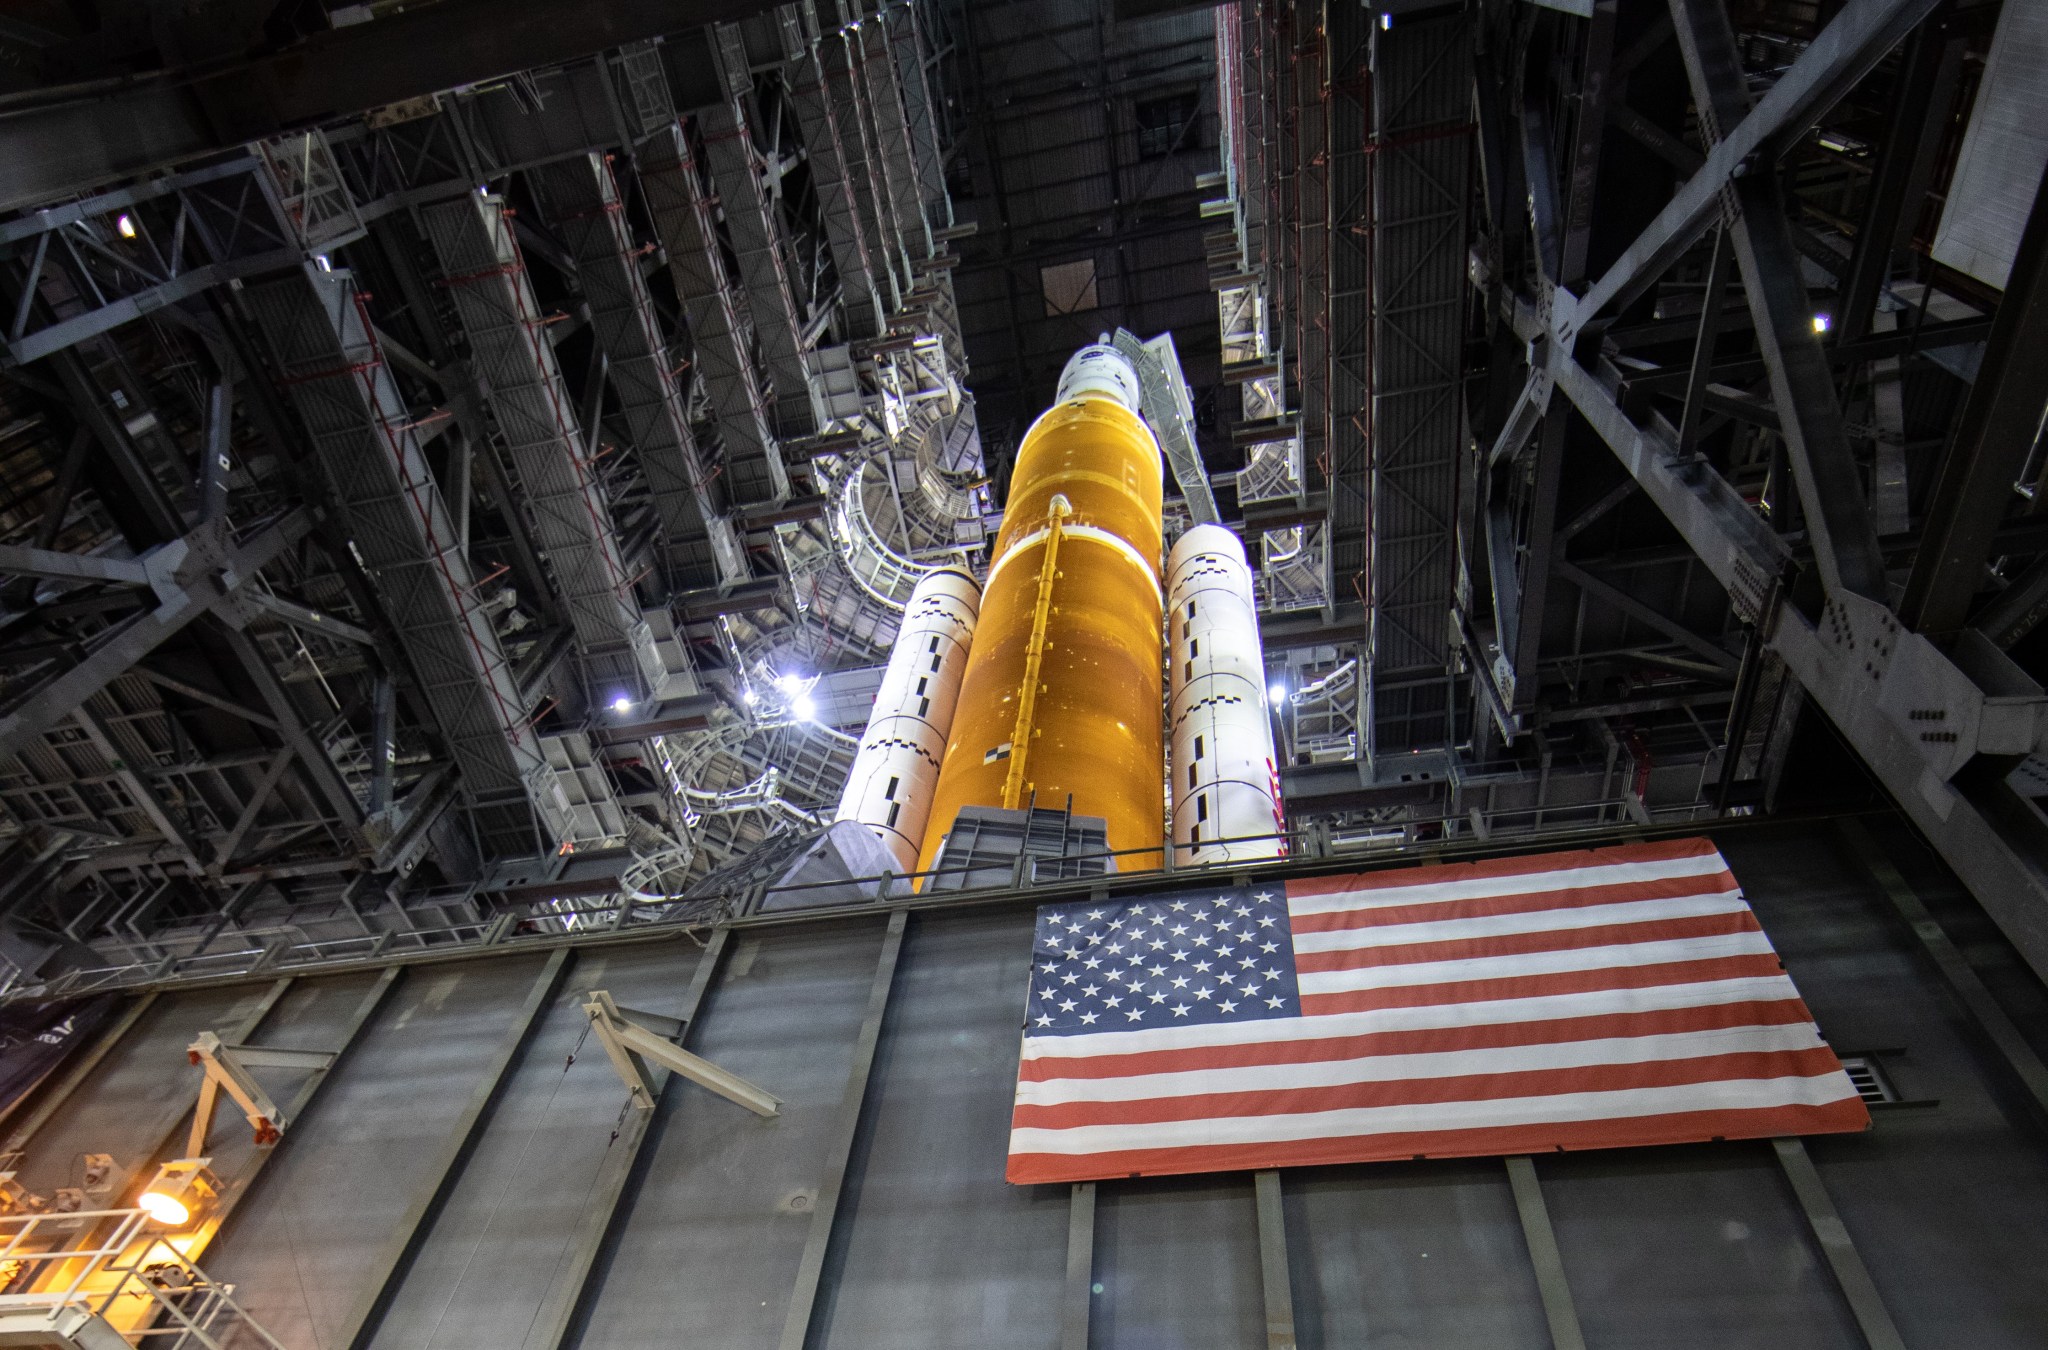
(1061, 1181, 1096, 1350)
(533, 929, 731, 1350)
(1772, 1137, 1907, 1350)
(777, 908, 907, 1350)
(335, 950, 572, 1350)
(1505, 1155, 1588, 1350)
(1254, 1170, 1298, 1350)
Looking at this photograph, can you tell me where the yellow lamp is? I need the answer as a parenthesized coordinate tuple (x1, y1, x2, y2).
(137, 1159, 217, 1229)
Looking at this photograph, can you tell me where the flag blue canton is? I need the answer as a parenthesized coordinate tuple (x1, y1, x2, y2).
(1025, 887, 1300, 1036)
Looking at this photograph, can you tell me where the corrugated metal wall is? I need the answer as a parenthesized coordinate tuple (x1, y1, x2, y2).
(8, 823, 2048, 1349)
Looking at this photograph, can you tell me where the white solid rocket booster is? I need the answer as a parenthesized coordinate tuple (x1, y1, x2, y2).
(834, 568, 981, 871)
(1167, 524, 1284, 861)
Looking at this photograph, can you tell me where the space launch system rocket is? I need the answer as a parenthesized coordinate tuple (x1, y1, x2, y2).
(836, 340, 1284, 878)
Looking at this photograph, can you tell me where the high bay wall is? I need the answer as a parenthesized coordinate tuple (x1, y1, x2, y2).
(2, 820, 2045, 1348)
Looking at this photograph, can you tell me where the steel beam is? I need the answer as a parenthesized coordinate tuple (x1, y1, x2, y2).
(1771, 1138, 1907, 1350)
(242, 263, 560, 854)
(7, 251, 303, 369)
(213, 627, 367, 843)
(1973, 557, 2048, 651)
(1572, 0, 1944, 333)
(1060, 1181, 1096, 1350)
(74, 704, 206, 872)
(0, 0, 813, 214)
(534, 151, 746, 591)
(532, 929, 730, 1350)
(1505, 1155, 1588, 1350)
(29, 426, 92, 553)
(1669, 0, 1886, 600)
(0, 510, 312, 760)
(777, 908, 907, 1350)
(783, 4, 885, 338)
(1254, 1170, 1298, 1350)
(154, 980, 294, 1173)
(1552, 344, 2048, 987)
(1900, 170, 2048, 634)
(336, 950, 572, 1350)
(422, 191, 647, 695)
(213, 749, 297, 873)
(1677, 229, 1736, 455)
(1259, 601, 1374, 650)
(1835, 24, 1962, 344)
(583, 989, 779, 1115)
(1620, 314, 1991, 396)
(200, 377, 234, 525)
(0, 546, 146, 587)
(642, 123, 790, 507)
(1553, 560, 1738, 673)
(674, 577, 789, 622)
(242, 592, 374, 647)
(703, 27, 822, 441)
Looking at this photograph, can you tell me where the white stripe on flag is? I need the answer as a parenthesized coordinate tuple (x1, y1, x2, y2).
(1284, 850, 1733, 919)
(1008, 1074, 1862, 1155)
(1018, 974, 1806, 1061)
(1015, 1023, 1829, 1106)
(1290, 889, 1750, 954)
(1295, 930, 1778, 996)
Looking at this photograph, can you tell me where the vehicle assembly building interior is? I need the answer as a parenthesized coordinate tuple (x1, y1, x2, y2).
(0, 0, 2043, 1346)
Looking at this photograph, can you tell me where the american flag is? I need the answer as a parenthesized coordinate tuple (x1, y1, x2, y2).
(1007, 837, 1868, 1184)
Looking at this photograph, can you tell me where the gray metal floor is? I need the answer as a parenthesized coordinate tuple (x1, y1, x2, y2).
(11, 822, 2048, 1349)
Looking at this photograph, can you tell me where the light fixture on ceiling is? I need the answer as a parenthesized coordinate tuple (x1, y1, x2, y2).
(1811, 313, 1831, 334)
(611, 695, 633, 714)
(115, 213, 136, 239)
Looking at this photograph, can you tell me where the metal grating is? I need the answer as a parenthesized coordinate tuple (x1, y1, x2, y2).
(1362, 11, 1471, 756)
(420, 191, 649, 702)
(705, 25, 824, 440)
(642, 122, 789, 507)
(240, 264, 567, 855)
(536, 152, 747, 592)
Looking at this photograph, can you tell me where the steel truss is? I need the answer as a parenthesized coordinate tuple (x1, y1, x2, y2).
(1479, 0, 2048, 985)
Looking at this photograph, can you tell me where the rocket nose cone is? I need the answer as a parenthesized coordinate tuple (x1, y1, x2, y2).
(1055, 344, 1142, 413)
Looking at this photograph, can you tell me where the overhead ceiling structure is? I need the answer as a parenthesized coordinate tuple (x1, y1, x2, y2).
(0, 0, 2044, 1008)
(0, 0, 998, 989)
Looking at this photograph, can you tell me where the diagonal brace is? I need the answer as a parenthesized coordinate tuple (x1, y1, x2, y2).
(1668, 0, 1886, 600)
(186, 1028, 337, 1154)
(582, 990, 779, 1118)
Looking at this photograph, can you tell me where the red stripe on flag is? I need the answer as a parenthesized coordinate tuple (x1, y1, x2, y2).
(1294, 910, 1763, 972)
(1016, 999, 1823, 1082)
(1004, 1098, 1871, 1184)
(1288, 873, 1740, 933)
(1298, 954, 1787, 1015)
(1284, 836, 1724, 902)
(1010, 1048, 1851, 1130)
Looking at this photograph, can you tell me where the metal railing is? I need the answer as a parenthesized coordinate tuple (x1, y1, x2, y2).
(5, 775, 1741, 1001)
(0, 1202, 285, 1349)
